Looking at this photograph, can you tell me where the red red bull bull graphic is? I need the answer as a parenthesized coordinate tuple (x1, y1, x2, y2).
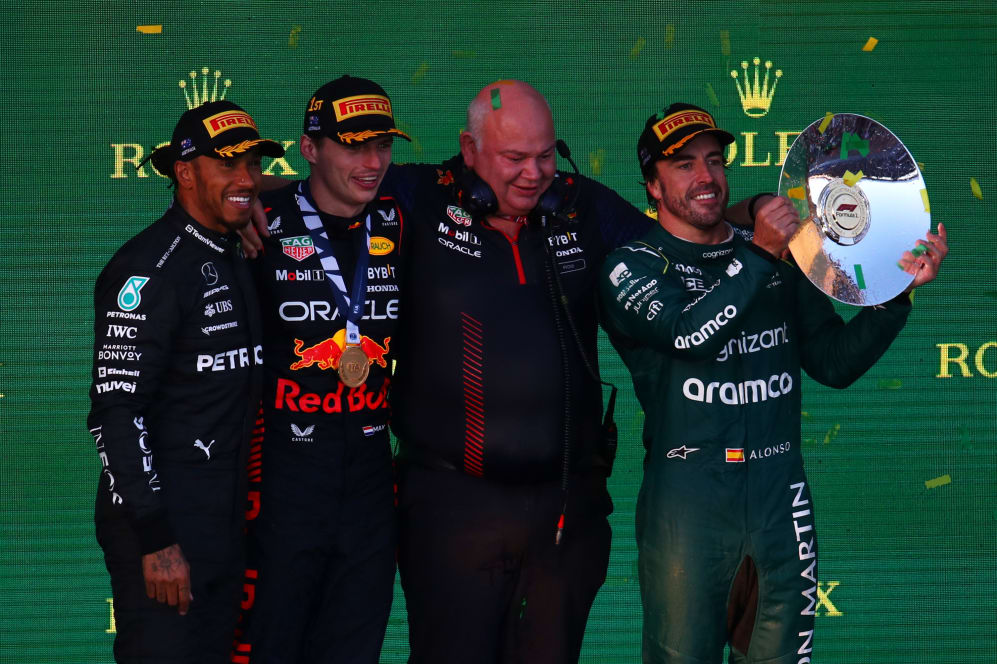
(290, 329, 390, 371)
(274, 377, 389, 413)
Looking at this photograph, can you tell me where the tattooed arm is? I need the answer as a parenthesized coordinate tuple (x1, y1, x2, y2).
(142, 544, 192, 615)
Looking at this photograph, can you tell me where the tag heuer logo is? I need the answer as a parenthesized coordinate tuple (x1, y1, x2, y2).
(281, 236, 315, 262)
(447, 205, 472, 227)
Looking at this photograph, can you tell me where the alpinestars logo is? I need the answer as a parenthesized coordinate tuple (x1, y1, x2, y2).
(666, 445, 700, 459)
(290, 423, 315, 443)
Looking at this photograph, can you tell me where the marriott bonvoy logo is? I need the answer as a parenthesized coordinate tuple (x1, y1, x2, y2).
(110, 66, 298, 180)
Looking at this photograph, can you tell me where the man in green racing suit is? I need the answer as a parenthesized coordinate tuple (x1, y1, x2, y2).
(598, 103, 948, 663)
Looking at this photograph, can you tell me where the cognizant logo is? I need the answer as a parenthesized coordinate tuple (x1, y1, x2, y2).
(683, 372, 793, 404)
(674, 305, 737, 349)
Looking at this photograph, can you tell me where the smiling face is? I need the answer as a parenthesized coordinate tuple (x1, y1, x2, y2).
(176, 150, 263, 233)
(460, 82, 557, 217)
(646, 133, 730, 242)
(301, 134, 393, 217)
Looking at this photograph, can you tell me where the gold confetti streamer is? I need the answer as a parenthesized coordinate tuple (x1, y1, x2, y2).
(862, 37, 878, 51)
(136, 25, 162, 34)
(971, 177, 983, 199)
(924, 474, 951, 489)
(818, 112, 834, 133)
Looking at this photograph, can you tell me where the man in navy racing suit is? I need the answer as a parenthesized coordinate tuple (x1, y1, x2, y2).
(233, 76, 408, 664)
(88, 100, 282, 663)
(598, 103, 948, 663)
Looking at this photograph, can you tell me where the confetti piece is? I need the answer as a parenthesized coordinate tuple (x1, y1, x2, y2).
(490, 88, 501, 110)
(787, 186, 806, 200)
(843, 169, 864, 187)
(917, 161, 925, 171)
(411, 62, 429, 84)
(705, 83, 720, 108)
(822, 423, 840, 445)
(801, 411, 811, 418)
(665, 24, 675, 48)
(911, 244, 927, 257)
(877, 378, 902, 390)
(818, 112, 834, 133)
(644, 206, 658, 220)
(920, 188, 930, 212)
(971, 177, 983, 199)
(588, 148, 605, 176)
(854, 264, 867, 289)
(924, 474, 951, 489)
(288, 25, 301, 47)
(630, 37, 646, 60)
(452, 49, 477, 58)
(841, 132, 870, 158)
(720, 30, 731, 56)
(862, 37, 878, 51)
(136, 25, 162, 34)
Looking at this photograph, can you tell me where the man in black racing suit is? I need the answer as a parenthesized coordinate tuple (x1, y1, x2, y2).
(384, 80, 652, 664)
(598, 103, 948, 663)
(88, 101, 282, 663)
(233, 76, 408, 664)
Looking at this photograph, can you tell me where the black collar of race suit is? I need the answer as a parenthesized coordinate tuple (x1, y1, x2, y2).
(164, 199, 234, 255)
(646, 221, 738, 263)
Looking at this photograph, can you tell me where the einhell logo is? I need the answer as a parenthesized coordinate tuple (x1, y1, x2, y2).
(110, 67, 297, 180)
(731, 57, 782, 118)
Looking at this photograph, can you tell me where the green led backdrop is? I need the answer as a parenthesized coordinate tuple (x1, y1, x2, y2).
(1, 1, 995, 662)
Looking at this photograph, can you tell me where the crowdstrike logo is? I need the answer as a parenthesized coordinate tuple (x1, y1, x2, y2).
(674, 305, 737, 349)
(682, 372, 793, 404)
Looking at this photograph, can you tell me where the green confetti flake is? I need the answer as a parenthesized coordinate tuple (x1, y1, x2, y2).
(720, 30, 731, 56)
(877, 379, 903, 390)
(411, 62, 429, 84)
(288, 25, 302, 48)
(854, 264, 866, 290)
(630, 37, 646, 60)
(490, 88, 501, 110)
(840, 132, 870, 159)
(665, 24, 675, 48)
(705, 82, 720, 107)
(588, 148, 606, 176)
(971, 177, 983, 200)
(822, 423, 840, 445)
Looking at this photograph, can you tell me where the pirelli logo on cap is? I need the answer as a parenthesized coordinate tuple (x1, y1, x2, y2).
(652, 110, 715, 141)
(203, 110, 258, 138)
(333, 95, 393, 122)
(725, 448, 745, 463)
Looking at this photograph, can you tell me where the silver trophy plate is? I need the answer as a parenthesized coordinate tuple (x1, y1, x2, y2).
(778, 113, 930, 305)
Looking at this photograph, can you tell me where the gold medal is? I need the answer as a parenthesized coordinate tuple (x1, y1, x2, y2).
(338, 345, 370, 388)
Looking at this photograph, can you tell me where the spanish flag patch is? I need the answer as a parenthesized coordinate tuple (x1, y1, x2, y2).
(726, 448, 745, 463)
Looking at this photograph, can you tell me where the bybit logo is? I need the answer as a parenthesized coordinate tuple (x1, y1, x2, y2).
(731, 57, 782, 118)
(110, 67, 298, 180)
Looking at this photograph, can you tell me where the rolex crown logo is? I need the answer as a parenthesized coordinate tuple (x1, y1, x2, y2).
(178, 67, 232, 109)
(731, 57, 782, 118)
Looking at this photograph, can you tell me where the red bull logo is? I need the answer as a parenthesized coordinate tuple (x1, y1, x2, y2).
(290, 329, 391, 371)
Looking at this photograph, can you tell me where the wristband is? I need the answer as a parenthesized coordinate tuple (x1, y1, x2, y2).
(747, 192, 775, 223)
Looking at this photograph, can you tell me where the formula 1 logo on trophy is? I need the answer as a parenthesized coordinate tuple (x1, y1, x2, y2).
(779, 113, 931, 305)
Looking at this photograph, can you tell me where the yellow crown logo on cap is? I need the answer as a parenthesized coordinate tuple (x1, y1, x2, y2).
(178, 67, 232, 109)
(730, 57, 782, 118)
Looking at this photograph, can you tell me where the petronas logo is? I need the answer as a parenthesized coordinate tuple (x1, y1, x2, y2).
(179, 67, 232, 109)
(731, 57, 782, 118)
